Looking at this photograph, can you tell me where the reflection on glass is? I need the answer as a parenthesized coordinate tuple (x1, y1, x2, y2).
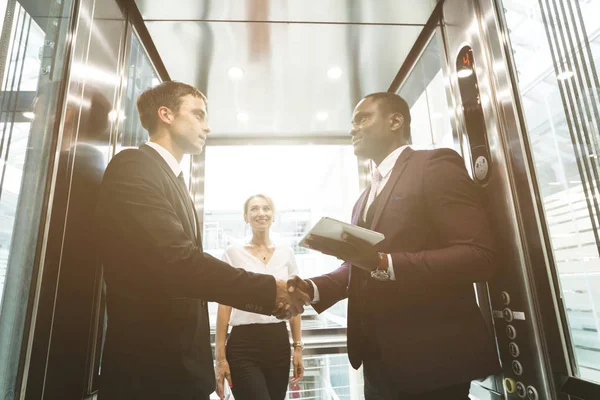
(203, 144, 360, 398)
(117, 32, 161, 152)
(0, 0, 75, 394)
(398, 31, 457, 151)
(503, 0, 600, 383)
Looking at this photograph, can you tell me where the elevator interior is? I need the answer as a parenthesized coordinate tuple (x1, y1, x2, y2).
(0, 0, 600, 399)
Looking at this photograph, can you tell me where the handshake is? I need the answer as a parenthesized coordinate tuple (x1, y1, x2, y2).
(272, 276, 314, 320)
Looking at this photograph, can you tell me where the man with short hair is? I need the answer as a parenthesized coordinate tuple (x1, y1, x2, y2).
(290, 92, 500, 399)
(95, 81, 308, 399)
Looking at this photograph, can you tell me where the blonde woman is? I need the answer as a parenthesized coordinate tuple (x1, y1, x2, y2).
(215, 194, 304, 400)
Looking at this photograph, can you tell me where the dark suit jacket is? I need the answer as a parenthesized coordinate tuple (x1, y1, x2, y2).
(95, 145, 276, 399)
(311, 147, 500, 393)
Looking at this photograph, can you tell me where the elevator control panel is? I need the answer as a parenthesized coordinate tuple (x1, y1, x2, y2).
(456, 45, 541, 399)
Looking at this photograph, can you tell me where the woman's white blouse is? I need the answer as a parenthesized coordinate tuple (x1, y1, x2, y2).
(222, 245, 300, 326)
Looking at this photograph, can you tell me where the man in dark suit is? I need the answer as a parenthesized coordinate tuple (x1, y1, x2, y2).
(289, 92, 500, 399)
(95, 81, 309, 400)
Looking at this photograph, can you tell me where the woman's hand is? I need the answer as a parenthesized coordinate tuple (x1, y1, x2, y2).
(291, 347, 304, 385)
(215, 359, 233, 400)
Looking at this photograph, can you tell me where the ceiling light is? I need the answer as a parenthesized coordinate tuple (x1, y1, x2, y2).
(237, 112, 249, 122)
(327, 67, 342, 80)
(457, 69, 473, 78)
(22, 112, 35, 120)
(557, 70, 574, 80)
(316, 112, 328, 121)
(228, 67, 245, 80)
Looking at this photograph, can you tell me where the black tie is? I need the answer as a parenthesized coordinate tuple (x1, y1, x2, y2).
(177, 172, 188, 190)
(177, 172, 197, 239)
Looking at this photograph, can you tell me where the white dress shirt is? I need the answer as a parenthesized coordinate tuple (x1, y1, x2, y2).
(145, 141, 182, 177)
(223, 245, 299, 326)
(310, 145, 410, 302)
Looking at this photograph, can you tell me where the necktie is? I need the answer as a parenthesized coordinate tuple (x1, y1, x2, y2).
(177, 172, 188, 190)
(364, 168, 382, 219)
(177, 172, 197, 238)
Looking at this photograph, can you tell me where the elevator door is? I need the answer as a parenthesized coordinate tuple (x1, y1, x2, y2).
(442, 0, 600, 399)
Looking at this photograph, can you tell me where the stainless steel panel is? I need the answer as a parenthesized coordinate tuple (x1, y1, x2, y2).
(145, 20, 422, 137)
(135, 0, 436, 24)
(443, 0, 564, 398)
(24, 0, 127, 397)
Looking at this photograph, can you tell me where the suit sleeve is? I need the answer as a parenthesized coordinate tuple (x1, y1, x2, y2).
(310, 263, 350, 313)
(390, 149, 496, 286)
(96, 152, 276, 315)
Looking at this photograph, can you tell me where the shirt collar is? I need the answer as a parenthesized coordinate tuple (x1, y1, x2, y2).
(373, 145, 410, 180)
(144, 141, 182, 177)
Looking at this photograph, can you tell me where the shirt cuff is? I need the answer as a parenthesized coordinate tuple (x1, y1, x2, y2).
(308, 279, 320, 303)
(387, 254, 396, 281)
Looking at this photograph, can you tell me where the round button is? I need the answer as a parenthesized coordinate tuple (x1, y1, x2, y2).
(501, 291, 511, 306)
(503, 378, 516, 394)
(512, 360, 524, 376)
(503, 308, 514, 322)
(506, 325, 517, 339)
(516, 382, 526, 398)
(527, 386, 539, 400)
(509, 342, 520, 357)
(474, 156, 489, 180)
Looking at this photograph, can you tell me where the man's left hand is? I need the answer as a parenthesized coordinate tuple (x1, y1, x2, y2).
(304, 232, 380, 271)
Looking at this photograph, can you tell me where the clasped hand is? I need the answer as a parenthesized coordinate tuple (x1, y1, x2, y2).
(272, 279, 311, 319)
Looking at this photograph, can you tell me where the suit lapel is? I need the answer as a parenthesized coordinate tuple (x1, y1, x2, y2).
(140, 146, 197, 239)
(191, 201, 202, 247)
(348, 187, 371, 288)
(352, 187, 370, 225)
(370, 147, 414, 230)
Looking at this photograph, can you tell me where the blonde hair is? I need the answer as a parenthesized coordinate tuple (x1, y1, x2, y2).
(243, 194, 275, 216)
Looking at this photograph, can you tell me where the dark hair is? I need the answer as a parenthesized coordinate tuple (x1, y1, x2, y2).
(364, 92, 411, 142)
(136, 81, 207, 134)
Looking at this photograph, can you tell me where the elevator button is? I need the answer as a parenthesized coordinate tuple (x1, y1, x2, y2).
(512, 360, 523, 376)
(501, 291, 511, 305)
(503, 308, 514, 322)
(503, 378, 516, 394)
(527, 386, 539, 400)
(516, 382, 526, 398)
(506, 325, 517, 340)
(474, 156, 489, 181)
(509, 342, 520, 357)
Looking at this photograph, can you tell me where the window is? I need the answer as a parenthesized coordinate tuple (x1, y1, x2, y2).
(203, 143, 362, 399)
(503, 0, 600, 383)
(0, 0, 76, 394)
(398, 31, 458, 152)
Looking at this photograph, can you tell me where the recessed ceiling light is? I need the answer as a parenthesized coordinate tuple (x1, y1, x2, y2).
(557, 70, 574, 80)
(228, 67, 245, 80)
(327, 67, 342, 80)
(22, 112, 35, 120)
(237, 112, 249, 122)
(457, 69, 473, 78)
(316, 111, 329, 121)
